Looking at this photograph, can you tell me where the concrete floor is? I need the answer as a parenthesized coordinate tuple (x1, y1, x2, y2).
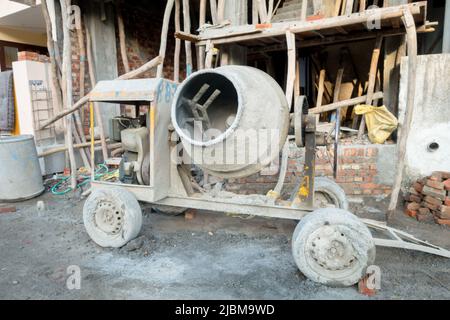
(0, 192, 449, 300)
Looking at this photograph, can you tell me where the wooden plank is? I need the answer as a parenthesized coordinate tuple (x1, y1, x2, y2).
(358, 35, 383, 138)
(196, 3, 424, 45)
(316, 69, 326, 108)
(309, 92, 384, 114)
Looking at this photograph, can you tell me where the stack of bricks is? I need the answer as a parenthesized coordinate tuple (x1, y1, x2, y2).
(404, 171, 450, 226)
(225, 143, 393, 197)
(18, 51, 50, 64)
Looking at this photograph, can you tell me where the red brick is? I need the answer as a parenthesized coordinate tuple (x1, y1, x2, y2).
(408, 187, 420, 196)
(361, 183, 378, 190)
(409, 194, 422, 203)
(358, 276, 377, 297)
(405, 208, 417, 218)
(184, 209, 196, 221)
(430, 172, 443, 182)
(418, 207, 431, 215)
(434, 218, 450, 226)
(426, 179, 444, 190)
(439, 206, 450, 219)
(422, 201, 440, 211)
(424, 195, 443, 206)
(416, 214, 431, 222)
(436, 171, 450, 180)
(366, 148, 378, 157)
(444, 179, 450, 191)
(0, 206, 16, 214)
(407, 202, 421, 211)
(422, 185, 446, 201)
(413, 182, 424, 193)
(445, 197, 450, 207)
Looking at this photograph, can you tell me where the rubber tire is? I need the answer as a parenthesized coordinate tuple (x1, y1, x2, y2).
(152, 205, 187, 216)
(315, 177, 349, 210)
(292, 208, 375, 287)
(83, 188, 143, 248)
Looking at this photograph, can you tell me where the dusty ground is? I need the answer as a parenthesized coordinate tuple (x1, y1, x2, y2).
(0, 192, 449, 300)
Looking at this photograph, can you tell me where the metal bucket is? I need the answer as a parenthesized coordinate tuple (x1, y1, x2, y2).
(0, 135, 44, 202)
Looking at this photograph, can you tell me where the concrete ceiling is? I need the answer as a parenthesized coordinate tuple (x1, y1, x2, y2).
(0, 2, 45, 33)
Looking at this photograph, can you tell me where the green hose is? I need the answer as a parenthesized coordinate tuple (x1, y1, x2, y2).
(51, 164, 113, 195)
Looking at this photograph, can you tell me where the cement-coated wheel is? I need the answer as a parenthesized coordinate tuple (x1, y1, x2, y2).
(314, 177, 349, 210)
(83, 188, 142, 248)
(152, 205, 187, 216)
(292, 208, 375, 287)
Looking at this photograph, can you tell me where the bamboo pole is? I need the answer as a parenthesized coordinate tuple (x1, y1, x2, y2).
(174, 0, 181, 81)
(388, 9, 418, 218)
(258, 0, 268, 24)
(74, 9, 91, 163)
(217, 0, 225, 23)
(117, 0, 130, 74)
(182, 0, 193, 76)
(71, 114, 91, 170)
(285, 31, 296, 110)
(333, 67, 344, 179)
(38, 140, 120, 158)
(41, 0, 64, 127)
(268, 0, 274, 22)
(252, 0, 259, 24)
(197, 0, 206, 70)
(157, 0, 175, 78)
(60, 0, 77, 189)
(39, 55, 162, 129)
(210, 0, 218, 25)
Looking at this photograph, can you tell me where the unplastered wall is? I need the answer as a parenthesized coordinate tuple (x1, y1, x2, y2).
(398, 54, 450, 186)
(116, 0, 187, 81)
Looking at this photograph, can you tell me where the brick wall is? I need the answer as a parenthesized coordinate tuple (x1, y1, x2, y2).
(225, 142, 395, 198)
(115, 1, 188, 81)
(67, 1, 184, 104)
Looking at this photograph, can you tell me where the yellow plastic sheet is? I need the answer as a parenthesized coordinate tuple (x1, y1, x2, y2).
(355, 105, 398, 144)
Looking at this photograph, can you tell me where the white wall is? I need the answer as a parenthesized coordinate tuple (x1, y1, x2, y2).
(399, 54, 450, 185)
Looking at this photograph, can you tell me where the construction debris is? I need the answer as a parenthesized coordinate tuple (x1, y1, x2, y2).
(404, 171, 450, 226)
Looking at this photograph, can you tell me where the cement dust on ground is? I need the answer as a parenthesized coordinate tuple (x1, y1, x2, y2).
(0, 192, 449, 299)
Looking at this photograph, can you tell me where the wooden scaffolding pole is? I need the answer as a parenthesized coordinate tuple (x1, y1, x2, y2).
(388, 9, 418, 218)
(60, 0, 77, 189)
(157, 0, 175, 78)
